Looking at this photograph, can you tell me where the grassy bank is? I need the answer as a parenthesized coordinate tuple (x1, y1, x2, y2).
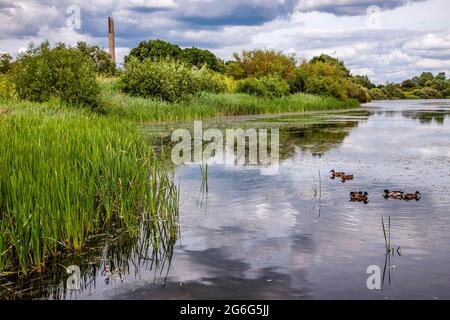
(0, 103, 179, 275)
(100, 78, 360, 122)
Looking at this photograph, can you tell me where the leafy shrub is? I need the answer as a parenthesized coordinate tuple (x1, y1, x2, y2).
(0, 53, 12, 74)
(369, 88, 387, 100)
(125, 39, 182, 64)
(236, 78, 269, 97)
(119, 58, 201, 102)
(125, 39, 223, 72)
(235, 75, 290, 98)
(380, 84, 405, 99)
(76, 41, 116, 76)
(0, 74, 17, 100)
(192, 68, 227, 94)
(180, 47, 223, 72)
(11, 43, 99, 107)
(353, 86, 371, 103)
(230, 49, 296, 81)
(259, 75, 290, 98)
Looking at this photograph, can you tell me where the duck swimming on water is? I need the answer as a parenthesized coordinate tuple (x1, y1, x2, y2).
(350, 191, 369, 204)
(330, 170, 345, 178)
(402, 191, 421, 201)
(341, 174, 354, 182)
(383, 189, 404, 199)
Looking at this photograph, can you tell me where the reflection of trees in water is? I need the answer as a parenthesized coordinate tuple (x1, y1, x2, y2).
(401, 110, 449, 125)
(280, 121, 360, 159)
(0, 200, 179, 300)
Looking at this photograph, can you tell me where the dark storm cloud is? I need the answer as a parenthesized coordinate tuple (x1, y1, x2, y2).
(173, 0, 298, 26)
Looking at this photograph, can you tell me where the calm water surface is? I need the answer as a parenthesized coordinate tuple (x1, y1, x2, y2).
(2, 99, 450, 299)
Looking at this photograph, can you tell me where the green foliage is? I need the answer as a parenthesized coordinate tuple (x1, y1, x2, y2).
(375, 71, 449, 100)
(417, 72, 434, 87)
(236, 75, 290, 98)
(352, 75, 375, 89)
(0, 109, 179, 273)
(0, 74, 17, 100)
(310, 54, 351, 76)
(119, 56, 229, 102)
(125, 39, 182, 63)
(125, 39, 223, 72)
(192, 68, 228, 94)
(101, 78, 358, 121)
(76, 41, 116, 76)
(119, 58, 202, 102)
(180, 47, 223, 72)
(379, 83, 406, 99)
(10, 43, 100, 107)
(224, 61, 246, 79)
(369, 88, 387, 100)
(236, 78, 268, 97)
(259, 75, 290, 98)
(291, 60, 366, 102)
(0, 53, 12, 74)
(230, 49, 296, 81)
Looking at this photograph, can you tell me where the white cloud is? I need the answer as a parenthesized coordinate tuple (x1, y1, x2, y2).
(0, 0, 449, 83)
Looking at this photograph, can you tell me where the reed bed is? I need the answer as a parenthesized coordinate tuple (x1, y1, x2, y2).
(99, 78, 360, 122)
(0, 110, 179, 275)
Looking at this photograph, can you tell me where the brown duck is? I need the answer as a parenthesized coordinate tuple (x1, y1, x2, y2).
(383, 189, 404, 199)
(330, 170, 345, 179)
(350, 191, 369, 204)
(402, 191, 421, 201)
(341, 174, 354, 182)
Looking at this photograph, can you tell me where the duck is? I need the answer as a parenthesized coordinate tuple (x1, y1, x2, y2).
(402, 191, 421, 201)
(350, 191, 369, 204)
(383, 189, 404, 199)
(330, 169, 345, 178)
(341, 174, 354, 182)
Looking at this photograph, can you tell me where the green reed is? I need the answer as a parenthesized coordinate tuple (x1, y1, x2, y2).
(99, 78, 360, 122)
(0, 110, 179, 275)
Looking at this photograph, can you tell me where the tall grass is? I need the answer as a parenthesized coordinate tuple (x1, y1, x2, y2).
(0, 109, 179, 274)
(100, 78, 360, 122)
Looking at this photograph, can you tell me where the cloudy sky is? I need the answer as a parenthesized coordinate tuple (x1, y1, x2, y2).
(1, 0, 449, 83)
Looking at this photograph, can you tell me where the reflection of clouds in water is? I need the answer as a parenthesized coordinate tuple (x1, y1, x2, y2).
(113, 99, 450, 299)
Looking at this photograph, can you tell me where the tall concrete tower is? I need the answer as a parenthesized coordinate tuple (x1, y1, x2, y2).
(108, 17, 116, 63)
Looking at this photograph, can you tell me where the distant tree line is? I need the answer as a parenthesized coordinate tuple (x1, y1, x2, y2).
(2, 38, 449, 103)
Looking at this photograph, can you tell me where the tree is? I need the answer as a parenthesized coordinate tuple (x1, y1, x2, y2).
(125, 39, 182, 63)
(353, 75, 375, 89)
(179, 47, 223, 72)
(76, 42, 116, 76)
(418, 72, 434, 87)
(310, 54, 351, 76)
(436, 72, 446, 81)
(0, 53, 12, 74)
(230, 49, 297, 81)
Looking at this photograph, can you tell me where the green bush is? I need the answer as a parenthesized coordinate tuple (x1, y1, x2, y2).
(0, 74, 16, 100)
(236, 76, 290, 98)
(0, 53, 12, 74)
(230, 49, 296, 81)
(119, 58, 200, 102)
(235, 78, 268, 97)
(76, 41, 116, 76)
(11, 44, 99, 107)
(192, 68, 227, 94)
(369, 88, 387, 100)
(352, 86, 371, 103)
(259, 75, 290, 98)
